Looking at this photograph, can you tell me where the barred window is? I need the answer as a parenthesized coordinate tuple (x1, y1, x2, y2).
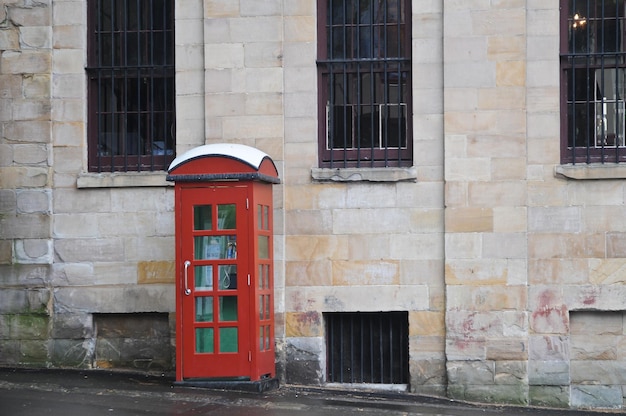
(87, 0, 175, 172)
(317, 0, 412, 168)
(561, 0, 626, 164)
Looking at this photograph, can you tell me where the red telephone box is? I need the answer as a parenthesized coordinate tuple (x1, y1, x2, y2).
(167, 144, 279, 390)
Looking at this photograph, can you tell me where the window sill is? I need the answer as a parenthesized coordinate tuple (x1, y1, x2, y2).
(77, 171, 172, 188)
(311, 167, 417, 182)
(555, 163, 626, 180)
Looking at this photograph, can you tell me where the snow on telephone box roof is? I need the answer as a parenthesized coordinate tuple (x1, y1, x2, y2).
(166, 143, 280, 184)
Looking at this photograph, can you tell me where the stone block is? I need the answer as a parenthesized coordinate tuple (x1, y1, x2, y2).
(49, 338, 92, 368)
(137, 261, 175, 284)
(528, 206, 581, 233)
(13, 144, 48, 165)
(332, 260, 400, 286)
(0, 213, 50, 239)
(447, 360, 495, 385)
(16, 190, 49, 213)
(0, 241, 12, 264)
(9, 6, 51, 27)
(495, 360, 527, 385)
(285, 311, 322, 337)
(570, 311, 623, 335)
(285, 337, 324, 385)
(486, 339, 528, 361)
(446, 285, 527, 311)
(528, 360, 570, 386)
(53, 285, 174, 314)
(19, 26, 52, 49)
(4, 120, 51, 143)
(481, 232, 527, 259)
(410, 311, 445, 337)
(0, 189, 16, 213)
(285, 260, 332, 287)
(285, 235, 349, 262)
(9, 314, 49, 340)
(284, 209, 332, 235)
(54, 238, 125, 262)
(571, 360, 626, 385)
(461, 384, 529, 406)
(529, 385, 570, 408)
(0, 50, 51, 74)
(445, 207, 493, 233)
(571, 385, 623, 410)
(18, 339, 49, 365)
(51, 312, 92, 339)
(0, 166, 49, 187)
(0, 264, 49, 286)
(53, 213, 98, 238)
(410, 358, 446, 386)
(0, 340, 20, 365)
(14, 238, 53, 264)
(205, 0, 239, 18)
(445, 337, 486, 361)
(0, 74, 21, 99)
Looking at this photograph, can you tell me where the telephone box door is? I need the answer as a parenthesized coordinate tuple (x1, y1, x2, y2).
(179, 185, 250, 379)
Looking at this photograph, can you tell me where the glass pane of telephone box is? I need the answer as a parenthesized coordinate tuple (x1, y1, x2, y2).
(195, 236, 237, 260)
(218, 265, 237, 290)
(217, 204, 236, 229)
(219, 296, 238, 321)
(195, 297, 213, 322)
(258, 235, 269, 259)
(193, 205, 212, 230)
(195, 328, 214, 353)
(194, 265, 213, 291)
(219, 327, 238, 353)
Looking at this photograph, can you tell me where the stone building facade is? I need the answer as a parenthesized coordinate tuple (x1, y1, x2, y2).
(2, 0, 626, 410)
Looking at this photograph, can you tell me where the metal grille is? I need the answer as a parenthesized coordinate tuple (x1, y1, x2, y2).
(325, 311, 409, 384)
(561, 0, 626, 164)
(317, 0, 412, 168)
(87, 0, 175, 172)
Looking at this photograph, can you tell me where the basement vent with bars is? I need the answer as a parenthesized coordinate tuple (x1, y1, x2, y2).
(325, 311, 409, 385)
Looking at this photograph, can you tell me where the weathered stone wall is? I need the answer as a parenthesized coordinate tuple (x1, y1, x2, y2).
(280, 1, 446, 395)
(0, 0, 54, 367)
(443, 0, 530, 405)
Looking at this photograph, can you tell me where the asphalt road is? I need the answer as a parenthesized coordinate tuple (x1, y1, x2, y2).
(0, 368, 620, 416)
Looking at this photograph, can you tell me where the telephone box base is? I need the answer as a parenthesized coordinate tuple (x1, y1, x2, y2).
(174, 377, 279, 393)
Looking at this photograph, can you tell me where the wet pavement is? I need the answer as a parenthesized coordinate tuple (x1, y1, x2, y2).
(0, 367, 621, 416)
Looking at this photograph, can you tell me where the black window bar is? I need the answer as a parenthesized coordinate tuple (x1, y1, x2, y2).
(325, 311, 409, 385)
(87, 0, 175, 172)
(561, 0, 626, 164)
(318, 0, 412, 168)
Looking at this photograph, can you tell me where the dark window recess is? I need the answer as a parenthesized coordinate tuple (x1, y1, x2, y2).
(561, 0, 626, 164)
(87, 0, 175, 172)
(94, 313, 173, 371)
(317, 0, 412, 168)
(325, 311, 409, 384)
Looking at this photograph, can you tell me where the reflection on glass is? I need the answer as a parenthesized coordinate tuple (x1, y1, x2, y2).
(196, 328, 214, 353)
(194, 265, 213, 291)
(265, 295, 271, 320)
(219, 327, 238, 353)
(194, 205, 212, 230)
(217, 204, 236, 230)
(219, 296, 238, 321)
(219, 265, 237, 290)
(257, 205, 270, 230)
(258, 235, 269, 259)
(195, 297, 213, 322)
(263, 205, 269, 230)
(259, 295, 264, 319)
(259, 326, 265, 351)
(265, 326, 270, 350)
(194, 236, 237, 260)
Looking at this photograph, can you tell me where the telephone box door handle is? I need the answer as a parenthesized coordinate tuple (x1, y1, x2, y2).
(184, 260, 192, 295)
